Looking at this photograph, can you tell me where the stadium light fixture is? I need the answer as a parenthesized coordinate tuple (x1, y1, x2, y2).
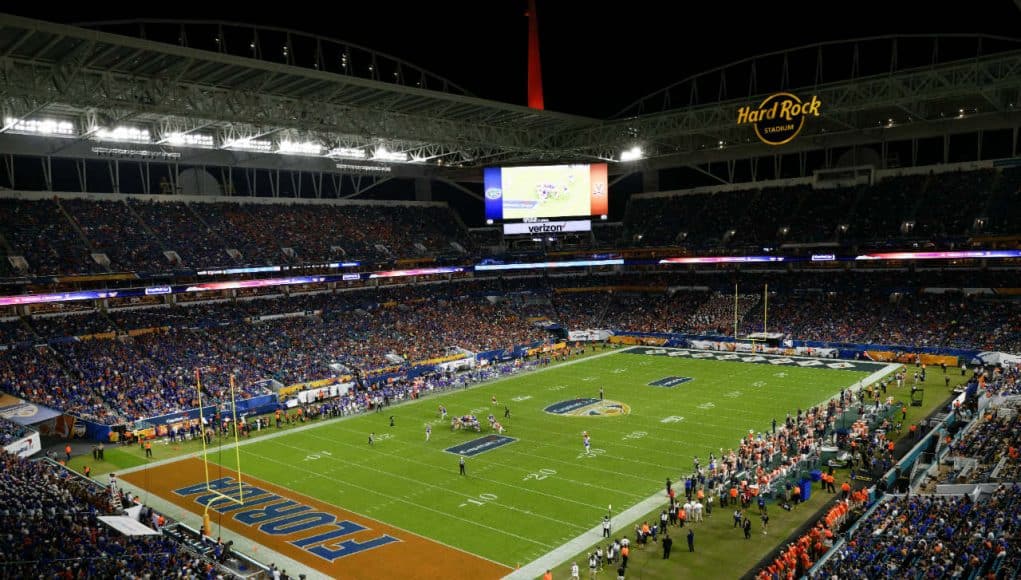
(372, 146, 408, 162)
(620, 146, 644, 162)
(166, 132, 214, 147)
(4, 117, 75, 136)
(223, 138, 273, 152)
(91, 147, 181, 160)
(334, 163, 391, 174)
(328, 147, 367, 159)
(278, 140, 323, 155)
(95, 126, 151, 144)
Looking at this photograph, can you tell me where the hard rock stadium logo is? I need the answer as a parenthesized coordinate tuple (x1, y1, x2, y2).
(737, 92, 822, 146)
(544, 398, 630, 417)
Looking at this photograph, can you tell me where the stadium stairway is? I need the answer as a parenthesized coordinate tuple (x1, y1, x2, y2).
(45, 342, 123, 421)
(122, 199, 177, 268)
(182, 201, 241, 266)
(53, 197, 108, 271)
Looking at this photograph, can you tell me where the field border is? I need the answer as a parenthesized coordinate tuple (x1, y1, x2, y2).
(115, 347, 623, 479)
(505, 358, 901, 579)
(114, 348, 625, 575)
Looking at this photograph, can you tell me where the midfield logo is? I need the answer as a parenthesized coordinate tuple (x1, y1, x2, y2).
(545, 398, 631, 417)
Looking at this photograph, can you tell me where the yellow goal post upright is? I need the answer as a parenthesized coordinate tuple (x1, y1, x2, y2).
(753, 283, 769, 353)
(196, 369, 245, 535)
(733, 283, 739, 339)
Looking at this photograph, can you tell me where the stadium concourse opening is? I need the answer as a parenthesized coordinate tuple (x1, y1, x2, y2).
(0, 8, 1019, 580)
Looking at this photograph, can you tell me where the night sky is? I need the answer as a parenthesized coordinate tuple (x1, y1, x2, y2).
(8, 1, 1021, 117)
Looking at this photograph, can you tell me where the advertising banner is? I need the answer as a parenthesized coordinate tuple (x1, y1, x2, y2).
(502, 220, 592, 235)
(296, 382, 355, 404)
(568, 329, 611, 342)
(0, 394, 63, 425)
(688, 340, 838, 358)
(4, 430, 41, 458)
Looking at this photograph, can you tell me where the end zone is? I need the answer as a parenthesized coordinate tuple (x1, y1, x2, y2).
(122, 457, 510, 580)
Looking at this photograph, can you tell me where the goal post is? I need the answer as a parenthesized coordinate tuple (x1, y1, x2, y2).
(196, 369, 245, 513)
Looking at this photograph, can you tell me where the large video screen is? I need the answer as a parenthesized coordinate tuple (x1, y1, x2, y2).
(484, 163, 608, 221)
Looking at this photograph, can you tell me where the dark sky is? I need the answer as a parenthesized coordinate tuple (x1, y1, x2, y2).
(8, 1, 1021, 117)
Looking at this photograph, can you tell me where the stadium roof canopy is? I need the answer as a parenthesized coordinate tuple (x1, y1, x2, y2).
(0, 15, 1019, 182)
(0, 15, 601, 172)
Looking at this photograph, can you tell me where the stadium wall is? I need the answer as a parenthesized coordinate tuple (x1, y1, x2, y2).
(0, 189, 447, 208)
(631, 157, 1002, 201)
(80, 394, 277, 441)
(611, 331, 985, 362)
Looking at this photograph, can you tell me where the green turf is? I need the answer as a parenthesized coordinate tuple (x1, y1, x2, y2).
(545, 362, 969, 580)
(65, 349, 613, 478)
(202, 348, 884, 568)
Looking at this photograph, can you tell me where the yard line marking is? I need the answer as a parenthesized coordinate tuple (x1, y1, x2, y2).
(115, 347, 627, 478)
(242, 448, 551, 550)
(507, 362, 901, 579)
(260, 437, 588, 532)
(295, 429, 623, 508)
(158, 454, 518, 571)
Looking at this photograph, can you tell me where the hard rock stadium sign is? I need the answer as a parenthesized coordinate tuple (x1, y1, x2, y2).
(737, 92, 822, 146)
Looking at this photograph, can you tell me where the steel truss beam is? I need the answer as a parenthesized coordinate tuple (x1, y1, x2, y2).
(0, 14, 1018, 175)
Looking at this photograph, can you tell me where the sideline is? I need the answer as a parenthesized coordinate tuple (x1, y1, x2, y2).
(111, 348, 623, 579)
(116, 346, 623, 477)
(506, 362, 900, 579)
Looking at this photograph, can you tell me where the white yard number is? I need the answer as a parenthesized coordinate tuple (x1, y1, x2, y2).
(577, 448, 606, 460)
(611, 368, 627, 374)
(660, 416, 685, 424)
(622, 431, 648, 441)
(548, 385, 567, 391)
(303, 450, 334, 461)
(511, 395, 533, 402)
(459, 493, 499, 508)
(523, 468, 557, 482)
(697, 402, 716, 410)
(724, 390, 743, 398)
(752, 381, 767, 388)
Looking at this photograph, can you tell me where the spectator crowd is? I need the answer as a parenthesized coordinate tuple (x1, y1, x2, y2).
(0, 449, 230, 578)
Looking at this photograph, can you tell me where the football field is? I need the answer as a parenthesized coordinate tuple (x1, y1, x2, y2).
(125, 347, 891, 578)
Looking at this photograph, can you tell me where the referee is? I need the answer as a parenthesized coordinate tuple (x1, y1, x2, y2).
(459, 456, 466, 476)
